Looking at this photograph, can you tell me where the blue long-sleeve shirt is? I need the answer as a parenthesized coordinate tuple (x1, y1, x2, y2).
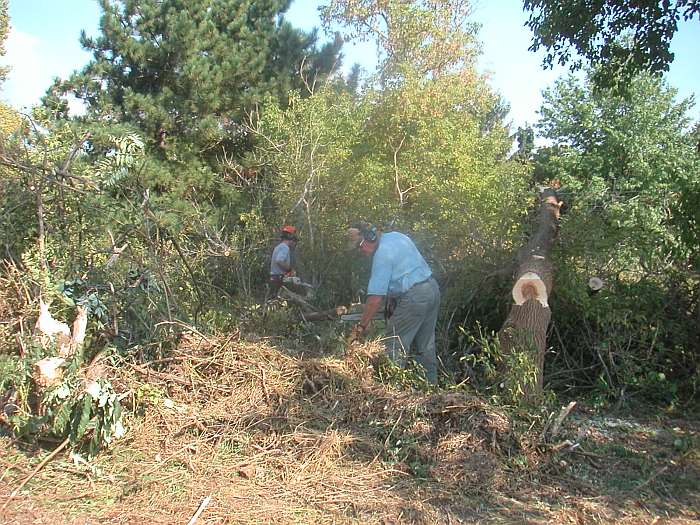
(270, 242, 291, 275)
(367, 232, 432, 296)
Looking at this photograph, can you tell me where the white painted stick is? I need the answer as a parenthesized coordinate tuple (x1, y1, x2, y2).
(187, 495, 212, 525)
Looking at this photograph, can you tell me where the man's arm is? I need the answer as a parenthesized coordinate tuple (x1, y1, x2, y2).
(350, 295, 384, 342)
(359, 295, 384, 329)
(278, 257, 291, 272)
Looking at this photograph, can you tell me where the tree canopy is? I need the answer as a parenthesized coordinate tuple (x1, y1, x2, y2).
(524, 0, 700, 89)
(321, 0, 480, 83)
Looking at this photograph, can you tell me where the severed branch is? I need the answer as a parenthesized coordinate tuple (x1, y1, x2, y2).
(187, 495, 212, 525)
(391, 134, 415, 207)
(278, 286, 319, 312)
(547, 401, 577, 440)
(301, 306, 349, 322)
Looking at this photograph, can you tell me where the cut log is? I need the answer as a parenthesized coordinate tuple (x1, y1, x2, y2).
(588, 277, 603, 293)
(278, 286, 318, 312)
(498, 188, 563, 399)
(301, 306, 348, 321)
(512, 270, 549, 307)
(32, 302, 90, 394)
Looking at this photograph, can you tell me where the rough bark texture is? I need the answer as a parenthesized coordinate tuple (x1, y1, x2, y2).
(498, 188, 562, 399)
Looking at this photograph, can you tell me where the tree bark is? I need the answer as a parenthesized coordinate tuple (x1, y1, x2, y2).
(498, 188, 562, 399)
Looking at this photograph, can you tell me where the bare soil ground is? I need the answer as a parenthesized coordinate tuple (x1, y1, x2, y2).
(1, 333, 698, 524)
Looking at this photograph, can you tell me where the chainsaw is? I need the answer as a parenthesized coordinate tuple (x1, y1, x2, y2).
(339, 311, 385, 322)
(282, 275, 315, 289)
(340, 296, 395, 322)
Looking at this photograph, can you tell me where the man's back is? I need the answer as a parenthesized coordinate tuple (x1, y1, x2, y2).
(368, 232, 432, 296)
(270, 242, 291, 275)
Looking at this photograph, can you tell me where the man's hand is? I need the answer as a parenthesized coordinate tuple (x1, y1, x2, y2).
(348, 323, 366, 343)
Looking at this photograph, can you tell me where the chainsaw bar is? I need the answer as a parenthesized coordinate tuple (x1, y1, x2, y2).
(339, 312, 385, 322)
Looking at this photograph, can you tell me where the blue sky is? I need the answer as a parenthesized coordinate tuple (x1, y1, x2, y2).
(3, 0, 699, 132)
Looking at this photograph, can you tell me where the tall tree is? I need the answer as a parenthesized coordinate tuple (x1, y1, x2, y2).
(537, 71, 698, 270)
(318, 0, 521, 241)
(52, 0, 342, 154)
(524, 0, 700, 89)
(321, 0, 480, 83)
(535, 70, 700, 396)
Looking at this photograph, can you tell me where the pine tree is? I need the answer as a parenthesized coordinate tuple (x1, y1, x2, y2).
(53, 0, 342, 154)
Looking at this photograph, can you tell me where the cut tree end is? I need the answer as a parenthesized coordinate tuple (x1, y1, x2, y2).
(513, 271, 549, 308)
(588, 277, 604, 292)
(34, 357, 66, 388)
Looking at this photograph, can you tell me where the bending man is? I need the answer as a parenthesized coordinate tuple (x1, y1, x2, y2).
(348, 222, 440, 383)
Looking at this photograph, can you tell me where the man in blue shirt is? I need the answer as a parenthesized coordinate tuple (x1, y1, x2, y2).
(269, 225, 298, 297)
(348, 222, 440, 383)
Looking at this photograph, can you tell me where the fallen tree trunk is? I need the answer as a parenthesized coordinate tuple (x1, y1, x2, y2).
(278, 286, 319, 312)
(498, 188, 563, 400)
(301, 306, 348, 322)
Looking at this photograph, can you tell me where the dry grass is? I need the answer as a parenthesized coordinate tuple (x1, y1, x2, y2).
(1, 329, 699, 524)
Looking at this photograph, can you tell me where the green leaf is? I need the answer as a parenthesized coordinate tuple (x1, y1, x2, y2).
(51, 401, 72, 436)
(72, 395, 93, 442)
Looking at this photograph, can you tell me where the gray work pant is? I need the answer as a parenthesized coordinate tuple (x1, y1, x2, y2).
(385, 277, 440, 383)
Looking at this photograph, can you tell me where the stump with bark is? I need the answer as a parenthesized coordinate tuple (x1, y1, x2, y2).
(33, 303, 88, 389)
(498, 188, 563, 400)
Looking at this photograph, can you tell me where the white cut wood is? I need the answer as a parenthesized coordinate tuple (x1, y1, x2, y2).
(549, 401, 577, 438)
(34, 357, 66, 388)
(186, 495, 212, 525)
(588, 277, 604, 291)
(70, 305, 88, 346)
(512, 271, 549, 307)
(36, 300, 70, 337)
